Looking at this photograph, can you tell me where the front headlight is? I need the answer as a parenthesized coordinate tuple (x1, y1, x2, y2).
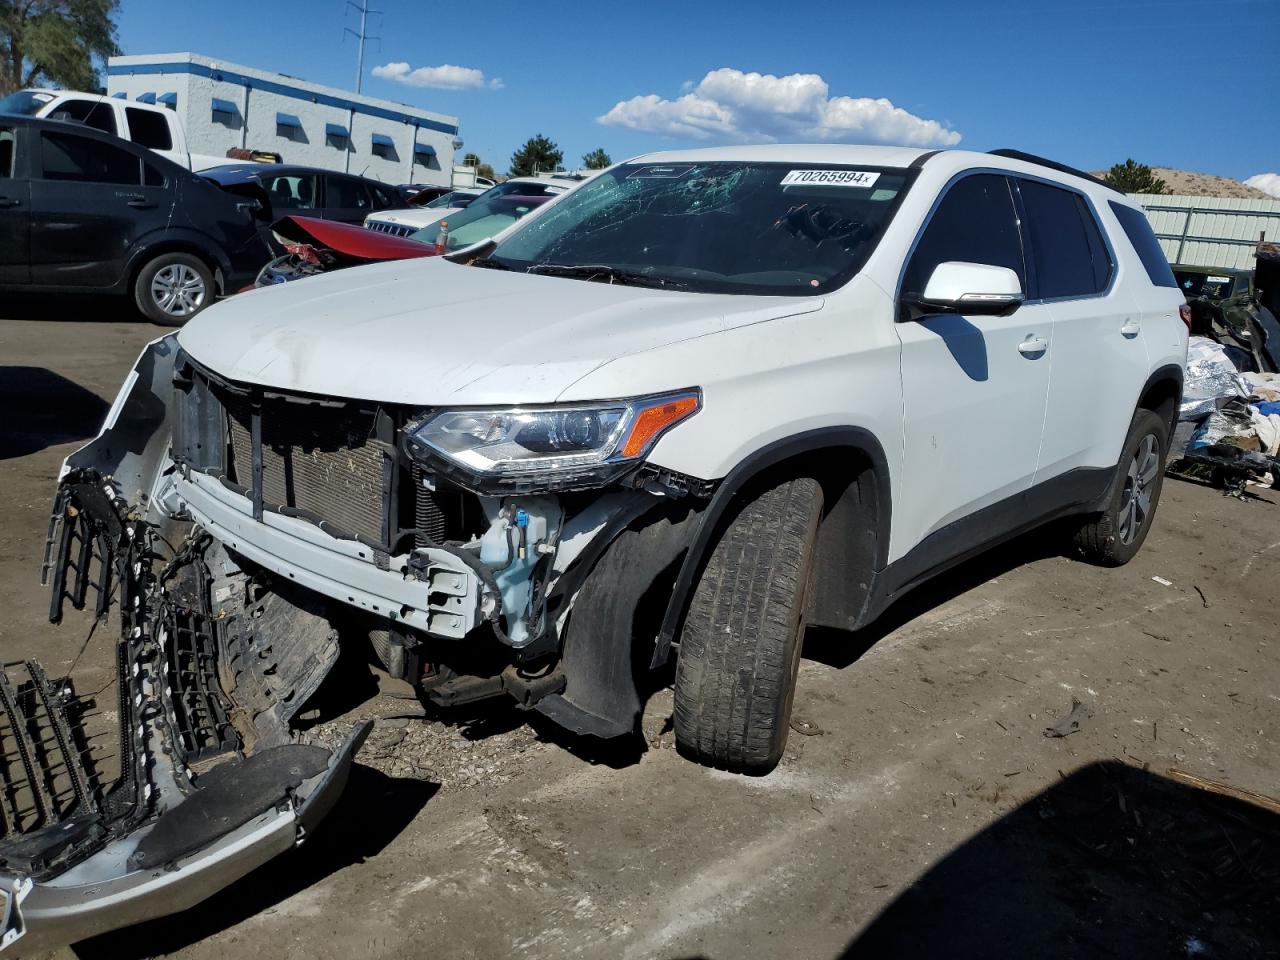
(404, 390, 701, 491)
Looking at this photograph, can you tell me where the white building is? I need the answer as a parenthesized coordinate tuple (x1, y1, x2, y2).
(106, 52, 461, 187)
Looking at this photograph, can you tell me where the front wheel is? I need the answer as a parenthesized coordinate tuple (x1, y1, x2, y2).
(1073, 409, 1168, 566)
(673, 476, 823, 773)
(134, 253, 215, 326)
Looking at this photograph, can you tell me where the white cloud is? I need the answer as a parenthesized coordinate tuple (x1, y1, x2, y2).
(1245, 173, 1280, 199)
(371, 61, 497, 91)
(598, 68, 961, 147)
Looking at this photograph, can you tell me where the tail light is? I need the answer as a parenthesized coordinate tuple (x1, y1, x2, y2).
(1179, 303, 1192, 329)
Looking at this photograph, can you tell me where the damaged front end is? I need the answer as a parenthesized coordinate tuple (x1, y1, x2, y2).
(8, 333, 709, 950)
(2, 336, 369, 953)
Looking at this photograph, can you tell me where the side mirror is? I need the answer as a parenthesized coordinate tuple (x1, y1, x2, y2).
(903, 261, 1024, 320)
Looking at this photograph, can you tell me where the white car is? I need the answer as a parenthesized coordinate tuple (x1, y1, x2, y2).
(363, 186, 484, 236)
(16, 144, 1186, 950)
(363, 178, 572, 238)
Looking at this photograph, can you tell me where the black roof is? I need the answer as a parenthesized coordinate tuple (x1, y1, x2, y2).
(988, 149, 1118, 192)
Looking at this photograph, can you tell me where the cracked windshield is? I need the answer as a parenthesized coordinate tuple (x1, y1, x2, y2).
(486, 162, 911, 295)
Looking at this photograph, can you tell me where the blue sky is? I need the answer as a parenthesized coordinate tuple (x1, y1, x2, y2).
(115, 0, 1280, 182)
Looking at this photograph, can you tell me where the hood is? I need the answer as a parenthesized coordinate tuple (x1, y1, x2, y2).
(273, 215, 434, 262)
(177, 256, 824, 406)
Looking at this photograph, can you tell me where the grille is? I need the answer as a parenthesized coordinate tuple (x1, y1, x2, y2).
(365, 220, 417, 238)
(0, 661, 98, 845)
(225, 394, 390, 544)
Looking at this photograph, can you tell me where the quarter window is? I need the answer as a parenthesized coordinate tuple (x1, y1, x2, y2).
(1109, 201, 1178, 288)
(126, 108, 173, 151)
(40, 131, 141, 185)
(903, 174, 1026, 296)
(1017, 179, 1111, 299)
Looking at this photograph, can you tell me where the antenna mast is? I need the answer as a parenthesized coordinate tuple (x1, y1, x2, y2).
(344, 0, 381, 93)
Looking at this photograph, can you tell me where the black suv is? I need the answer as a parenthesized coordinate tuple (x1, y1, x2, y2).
(0, 116, 270, 324)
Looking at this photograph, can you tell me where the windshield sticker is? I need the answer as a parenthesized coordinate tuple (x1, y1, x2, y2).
(627, 164, 696, 180)
(1208, 275, 1232, 284)
(781, 169, 881, 188)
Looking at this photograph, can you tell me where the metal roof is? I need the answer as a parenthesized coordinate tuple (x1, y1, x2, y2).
(1132, 193, 1280, 270)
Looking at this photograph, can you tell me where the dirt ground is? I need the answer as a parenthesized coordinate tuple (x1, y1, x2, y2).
(1, 307, 1277, 960)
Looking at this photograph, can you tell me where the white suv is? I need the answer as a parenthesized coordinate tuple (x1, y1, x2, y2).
(21, 144, 1185, 948)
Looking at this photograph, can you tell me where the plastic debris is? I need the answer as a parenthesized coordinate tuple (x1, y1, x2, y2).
(1043, 698, 1088, 738)
(1180, 337, 1250, 420)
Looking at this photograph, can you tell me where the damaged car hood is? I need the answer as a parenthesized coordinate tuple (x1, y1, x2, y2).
(177, 256, 824, 405)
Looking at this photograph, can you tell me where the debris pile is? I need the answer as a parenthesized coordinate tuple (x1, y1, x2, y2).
(1168, 241, 1280, 495)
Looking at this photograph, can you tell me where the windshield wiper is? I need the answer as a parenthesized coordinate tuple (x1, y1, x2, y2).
(526, 263, 688, 290)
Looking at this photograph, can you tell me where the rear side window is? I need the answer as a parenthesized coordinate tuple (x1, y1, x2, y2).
(47, 99, 117, 137)
(904, 173, 1026, 294)
(1108, 201, 1178, 288)
(0, 127, 13, 178)
(265, 174, 317, 209)
(1017, 179, 1112, 299)
(325, 175, 372, 210)
(126, 108, 173, 151)
(40, 131, 140, 184)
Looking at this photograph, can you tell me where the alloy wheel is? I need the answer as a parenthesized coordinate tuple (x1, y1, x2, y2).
(150, 263, 207, 318)
(1118, 433, 1159, 545)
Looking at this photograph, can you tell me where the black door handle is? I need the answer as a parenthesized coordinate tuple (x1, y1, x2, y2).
(0, 198, 19, 208)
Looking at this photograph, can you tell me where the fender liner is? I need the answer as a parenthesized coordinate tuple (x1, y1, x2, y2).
(534, 502, 700, 738)
(650, 427, 893, 669)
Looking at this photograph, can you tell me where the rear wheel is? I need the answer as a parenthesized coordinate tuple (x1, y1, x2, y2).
(134, 253, 214, 326)
(673, 476, 823, 773)
(1073, 409, 1168, 566)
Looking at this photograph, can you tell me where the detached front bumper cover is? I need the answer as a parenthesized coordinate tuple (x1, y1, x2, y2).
(0, 454, 369, 954)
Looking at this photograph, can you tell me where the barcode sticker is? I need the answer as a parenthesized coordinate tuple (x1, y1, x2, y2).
(781, 169, 880, 188)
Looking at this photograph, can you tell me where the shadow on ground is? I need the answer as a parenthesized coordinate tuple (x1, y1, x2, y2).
(844, 761, 1280, 959)
(0, 367, 109, 460)
(73, 763, 436, 960)
(1, 295, 145, 325)
(804, 524, 1068, 670)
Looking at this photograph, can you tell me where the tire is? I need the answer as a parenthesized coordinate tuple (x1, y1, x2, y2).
(1073, 409, 1168, 566)
(673, 476, 823, 773)
(134, 252, 215, 326)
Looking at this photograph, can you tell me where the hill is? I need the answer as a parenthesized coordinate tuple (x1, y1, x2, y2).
(1092, 166, 1273, 199)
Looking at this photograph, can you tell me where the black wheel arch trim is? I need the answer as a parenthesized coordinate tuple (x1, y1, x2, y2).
(1136, 362, 1185, 431)
(125, 232, 232, 295)
(650, 426, 893, 668)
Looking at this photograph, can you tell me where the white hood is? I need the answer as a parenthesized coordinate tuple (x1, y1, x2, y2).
(177, 257, 824, 406)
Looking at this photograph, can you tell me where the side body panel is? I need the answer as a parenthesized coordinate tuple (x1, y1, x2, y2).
(0, 122, 31, 284)
(1035, 196, 1151, 480)
(27, 130, 171, 289)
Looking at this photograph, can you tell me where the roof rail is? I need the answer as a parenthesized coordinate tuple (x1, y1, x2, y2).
(987, 149, 1117, 192)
